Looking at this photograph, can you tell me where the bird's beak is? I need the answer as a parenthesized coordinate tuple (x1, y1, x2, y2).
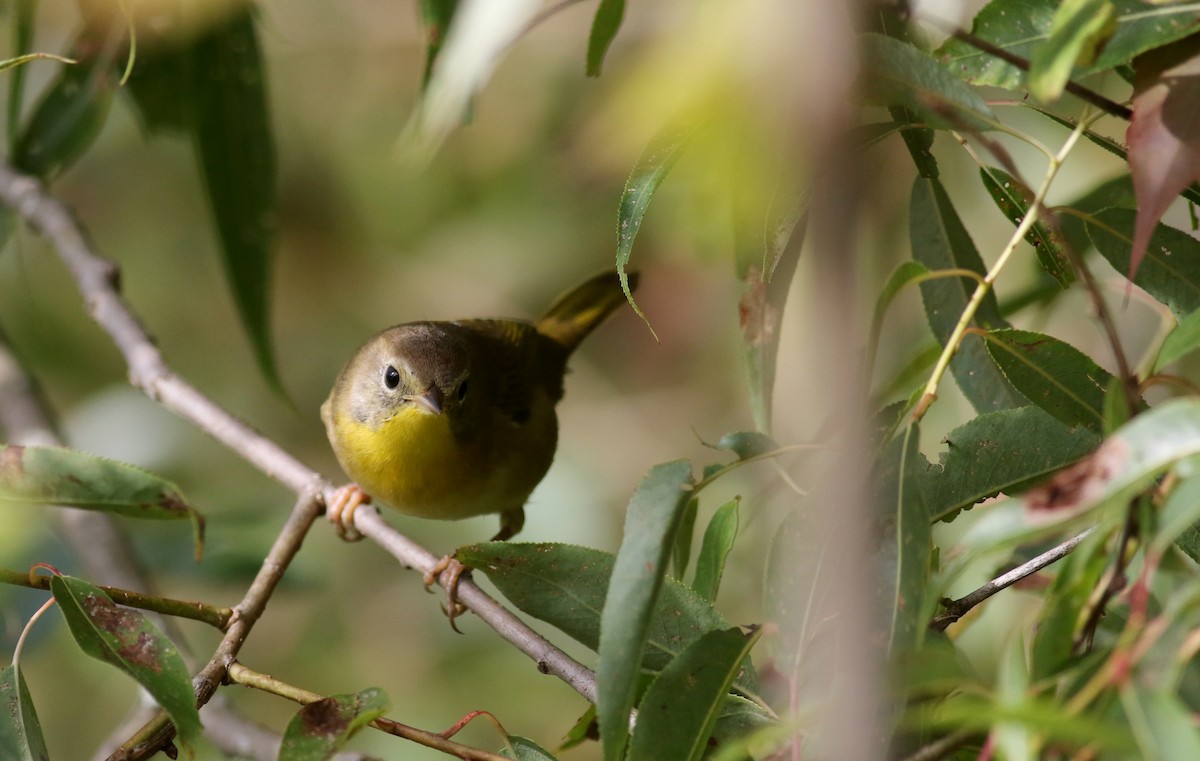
(405, 385, 443, 415)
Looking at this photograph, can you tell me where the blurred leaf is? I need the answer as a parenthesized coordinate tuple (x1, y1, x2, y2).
(628, 628, 759, 761)
(936, 0, 1200, 89)
(0, 445, 204, 556)
(1087, 208, 1200, 321)
(6, 0, 38, 150)
(869, 261, 931, 374)
(586, 0, 625, 76)
(597, 460, 693, 761)
(458, 542, 755, 691)
(763, 510, 831, 692)
(13, 43, 114, 180)
(711, 431, 778, 461)
(1152, 462, 1200, 554)
(0, 664, 47, 761)
(692, 498, 739, 602)
(878, 428, 931, 653)
(190, 11, 280, 390)
(617, 124, 697, 334)
(51, 575, 201, 754)
(279, 688, 390, 760)
(503, 735, 558, 760)
(418, 0, 458, 89)
(922, 405, 1101, 522)
(983, 328, 1114, 433)
(1028, 0, 1116, 103)
(1023, 398, 1200, 517)
(995, 634, 1034, 761)
(560, 705, 597, 751)
(711, 695, 775, 749)
(1156, 308, 1200, 370)
(1127, 36, 1200, 282)
(1030, 534, 1107, 678)
(910, 177, 1027, 412)
(1121, 684, 1200, 761)
(1103, 374, 1133, 435)
(979, 166, 1072, 286)
(861, 33, 997, 131)
(673, 497, 699, 579)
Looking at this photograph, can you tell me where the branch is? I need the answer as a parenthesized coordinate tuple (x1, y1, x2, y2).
(0, 164, 600, 753)
(930, 527, 1095, 632)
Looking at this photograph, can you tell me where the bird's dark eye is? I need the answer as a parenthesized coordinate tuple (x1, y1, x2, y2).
(457, 379, 469, 401)
(384, 365, 400, 389)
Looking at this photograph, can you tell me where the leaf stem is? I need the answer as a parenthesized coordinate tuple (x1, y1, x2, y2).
(912, 113, 1096, 422)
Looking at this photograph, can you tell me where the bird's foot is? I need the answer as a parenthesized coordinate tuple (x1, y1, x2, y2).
(424, 554, 470, 633)
(326, 484, 371, 541)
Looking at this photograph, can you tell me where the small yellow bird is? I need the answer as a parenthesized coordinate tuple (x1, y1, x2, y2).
(321, 271, 638, 544)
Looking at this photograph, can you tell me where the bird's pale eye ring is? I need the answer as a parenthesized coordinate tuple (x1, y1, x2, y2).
(384, 365, 400, 389)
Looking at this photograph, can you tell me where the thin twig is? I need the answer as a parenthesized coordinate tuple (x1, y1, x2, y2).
(930, 527, 1095, 632)
(898, 729, 977, 761)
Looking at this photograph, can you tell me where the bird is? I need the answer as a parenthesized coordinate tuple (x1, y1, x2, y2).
(321, 270, 638, 614)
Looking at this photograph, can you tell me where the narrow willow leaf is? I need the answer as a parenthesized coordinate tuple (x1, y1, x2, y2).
(936, 0, 1200, 89)
(868, 261, 931, 380)
(861, 33, 997, 131)
(418, 0, 458, 89)
(14, 48, 114, 180)
(692, 498, 739, 602)
(6, 0, 39, 150)
(922, 405, 1100, 522)
(1156, 308, 1200, 371)
(711, 694, 775, 749)
(984, 328, 1113, 433)
(995, 634, 1035, 761)
(1028, 0, 1116, 104)
(616, 124, 697, 331)
(502, 735, 558, 760)
(910, 177, 1026, 412)
(979, 166, 1072, 286)
(457, 542, 756, 691)
(279, 688, 390, 761)
(586, 0, 625, 76)
(1029, 537, 1108, 679)
(190, 11, 280, 391)
(673, 497, 699, 579)
(1122, 685, 1200, 761)
(0, 664, 48, 761)
(879, 427, 932, 653)
(51, 575, 201, 753)
(1151, 464, 1200, 554)
(628, 628, 758, 761)
(763, 510, 830, 695)
(597, 460, 695, 761)
(1088, 208, 1200, 321)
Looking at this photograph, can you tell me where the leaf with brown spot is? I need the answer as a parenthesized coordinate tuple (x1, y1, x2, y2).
(50, 575, 201, 755)
(0, 445, 204, 560)
(1127, 34, 1200, 280)
(279, 688, 390, 760)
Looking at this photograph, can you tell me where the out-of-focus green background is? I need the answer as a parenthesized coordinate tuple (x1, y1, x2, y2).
(0, 3, 785, 758)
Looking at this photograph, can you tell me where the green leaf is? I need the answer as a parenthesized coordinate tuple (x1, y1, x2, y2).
(711, 694, 776, 749)
(983, 328, 1114, 433)
(1122, 685, 1200, 761)
(51, 575, 201, 754)
(692, 498, 739, 602)
(936, 0, 1200, 89)
(0, 445, 204, 557)
(190, 12, 280, 391)
(0, 664, 48, 761)
(586, 0, 626, 76)
(711, 431, 778, 461)
(1029, 534, 1108, 678)
(596, 460, 694, 761)
(1152, 462, 1200, 554)
(879, 427, 931, 653)
(860, 33, 998, 131)
(457, 542, 755, 690)
(502, 735, 558, 760)
(673, 497, 699, 579)
(1059, 173, 1137, 255)
(1155, 307, 1200, 371)
(1089, 208, 1200, 321)
(13, 49, 114, 180)
(979, 166, 1072, 286)
(762, 510, 829, 689)
(616, 124, 696, 333)
(1028, 0, 1117, 103)
(279, 688, 391, 761)
(6, 0, 39, 150)
(921, 405, 1101, 522)
(910, 176, 1026, 412)
(418, 0, 458, 89)
(628, 628, 759, 761)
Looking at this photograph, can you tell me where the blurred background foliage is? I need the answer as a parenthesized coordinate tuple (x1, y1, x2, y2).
(0, 1, 797, 758)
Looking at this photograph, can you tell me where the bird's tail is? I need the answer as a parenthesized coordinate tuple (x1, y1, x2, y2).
(536, 270, 639, 352)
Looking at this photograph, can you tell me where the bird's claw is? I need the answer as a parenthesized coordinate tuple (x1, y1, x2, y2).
(424, 554, 470, 633)
(327, 484, 370, 542)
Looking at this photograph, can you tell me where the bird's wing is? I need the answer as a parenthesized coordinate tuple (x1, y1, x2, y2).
(455, 319, 568, 419)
